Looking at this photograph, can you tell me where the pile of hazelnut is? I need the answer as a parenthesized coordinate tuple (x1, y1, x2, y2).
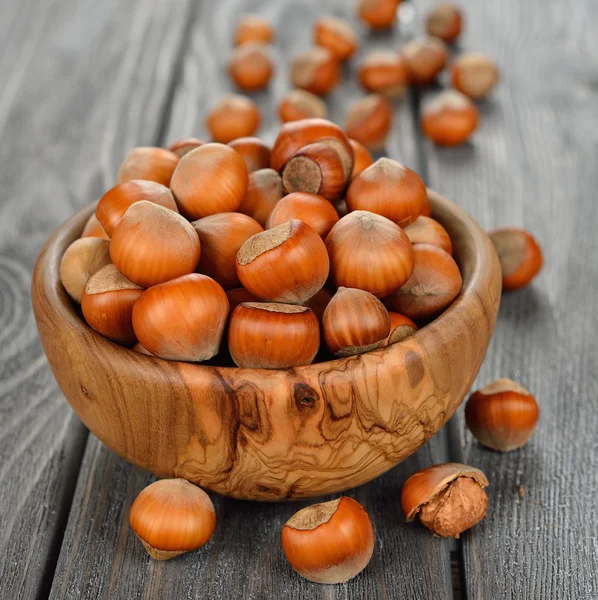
(61, 116, 464, 369)
(57, 1, 545, 585)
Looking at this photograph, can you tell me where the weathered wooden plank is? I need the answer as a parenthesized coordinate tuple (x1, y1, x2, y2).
(412, 0, 598, 597)
(0, 0, 193, 598)
(49, 0, 455, 598)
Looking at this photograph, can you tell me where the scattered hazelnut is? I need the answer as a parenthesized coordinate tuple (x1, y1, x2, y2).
(130, 479, 216, 560)
(314, 16, 358, 61)
(425, 3, 463, 43)
(281, 497, 375, 584)
(421, 90, 479, 146)
(357, 0, 400, 30)
(489, 227, 543, 291)
(401, 463, 489, 538)
(278, 89, 328, 123)
(358, 51, 410, 99)
(234, 15, 274, 46)
(290, 47, 340, 96)
(401, 37, 448, 86)
(451, 53, 499, 99)
(206, 95, 261, 144)
(344, 94, 393, 150)
(465, 379, 540, 452)
(228, 42, 274, 91)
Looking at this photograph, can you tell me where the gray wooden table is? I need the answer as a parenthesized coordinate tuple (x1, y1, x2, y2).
(1, 0, 597, 598)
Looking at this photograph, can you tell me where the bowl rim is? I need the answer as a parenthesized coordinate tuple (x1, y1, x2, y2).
(34, 189, 495, 376)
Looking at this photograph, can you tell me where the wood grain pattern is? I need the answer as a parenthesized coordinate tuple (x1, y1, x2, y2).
(413, 0, 598, 597)
(0, 0, 194, 598)
(32, 191, 500, 501)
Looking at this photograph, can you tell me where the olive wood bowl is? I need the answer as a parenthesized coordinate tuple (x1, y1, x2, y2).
(32, 191, 501, 501)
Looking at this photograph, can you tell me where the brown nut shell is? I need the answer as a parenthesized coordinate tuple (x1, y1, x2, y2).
(421, 90, 479, 147)
(346, 157, 427, 227)
(384, 243, 462, 319)
(281, 496, 375, 584)
(132, 274, 229, 362)
(489, 227, 543, 291)
(228, 302, 320, 369)
(278, 89, 328, 123)
(404, 216, 453, 255)
(326, 210, 415, 298)
(236, 219, 330, 304)
(357, 0, 400, 30)
(380, 312, 418, 347)
(451, 53, 499, 99)
(314, 16, 358, 61)
(116, 147, 179, 187)
(344, 95, 393, 151)
(465, 379, 539, 452)
(425, 3, 463, 43)
(323, 287, 390, 357)
(290, 47, 340, 96)
(358, 51, 410, 98)
(167, 138, 205, 158)
(237, 168, 284, 227)
(234, 15, 274, 46)
(401, 463, 489, 538)
(401, 37, 448, 86)
(228, 42, 274, 91)
(207, 95, 261, 143)
(228, 137, 271, 173)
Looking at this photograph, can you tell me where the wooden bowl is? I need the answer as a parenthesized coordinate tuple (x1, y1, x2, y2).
(32, 191, 501, 501)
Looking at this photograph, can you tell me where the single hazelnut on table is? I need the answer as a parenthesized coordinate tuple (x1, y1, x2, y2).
(267, 192, 339, 239)
(401, 463, 489, 538)
(132, 273, 229, 362)
(60, 237, 111, 303)
(451, 53, 499, 99)
(206, 95, 261, 144)
(344, 94, 393, 151)
(80, 213, 109, 240)
(170, 143, 249, 219)
(236, 219, 329, 304)
(465, 379, 539, 452)
(380, 311, 418, 346)
(237, 168, 284, 227)
(228, 137, 271, 173)
(489, 227, 543, 291)
(81, 264, 142, 346)
(130, 479, 216, 560)
(357, 0, 400, 30)
(281, 496, 374, 584)
(326, 210, 415, 297)
(109, 201, 201, 288)
(228, 42, 274, 91)
(358, 51, 410, 99)
(346, 157, 427, 227)
(96, 180, 178, 236)
(234, 14, 274, 46)
(225, 287, 259, 312)
(349, 139, 374, 181)
(192, 213, 263, 289)
(228, 302, 320, 369)
(116, 147, 179, 187)
(401, 37, 448, 86)
(323, 287, 390, 356)
(425, 3, 463, 43)
(270, 118, 353, 175)
(384, 243, 462, 320)
(167, 137, 204, 158)
(278, 89, 328, 123)
(282, 142, 347, 201)
(421, 90, 479, 146)
(314, 16, 358, 61)
(303, 287, 333, 320)
(404, 216, 453, 255)
(290, 47, 340, 96)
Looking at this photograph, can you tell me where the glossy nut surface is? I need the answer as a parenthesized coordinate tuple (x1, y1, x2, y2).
(465, 379, 539, 451)
(237, 168, 284, 227)
(421, 90, 479, 147)
(358, 51, 410, 98)
(228, 42, 274, 91)
(405, 216, 453, 255)
(290, 47, 340, 96)
(401, 37, 448, 86)
(228, 137, 271, 173)
(228, 302, 320, 369)
(278, 89, 328, 123)
(344, 94, 393, 151)
(207, 95, 261, 143)
(116, 147, 179, 187)
(314, 16, 358, 61)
